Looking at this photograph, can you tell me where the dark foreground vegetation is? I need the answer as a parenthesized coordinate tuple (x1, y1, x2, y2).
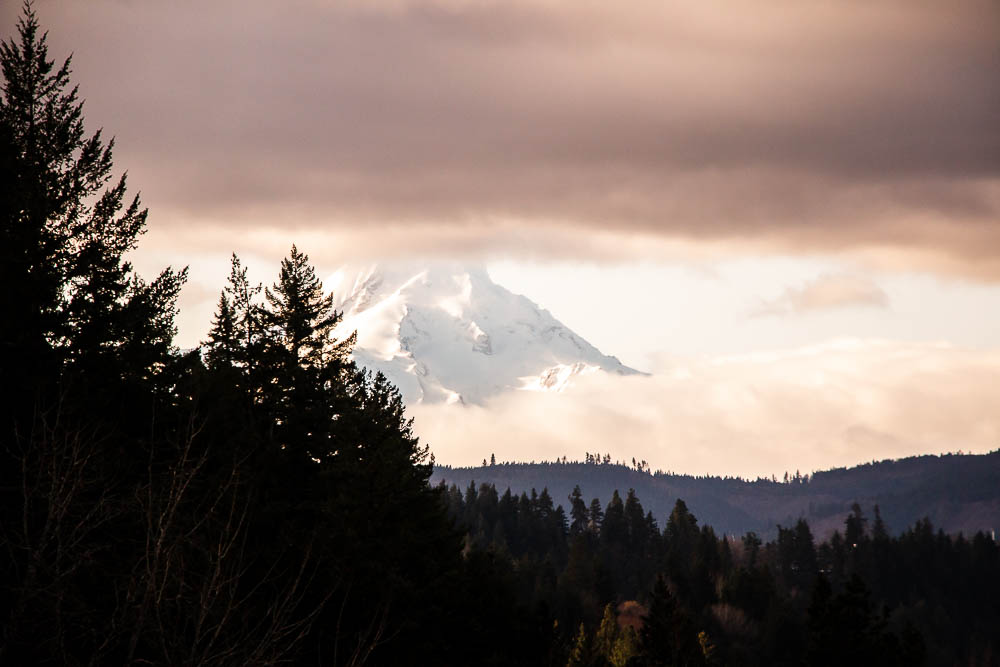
(1, 5, 997, 665)
(442, 482, 999, 665)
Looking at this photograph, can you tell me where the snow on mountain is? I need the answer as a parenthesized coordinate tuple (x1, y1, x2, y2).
(326, 264, 640, 405)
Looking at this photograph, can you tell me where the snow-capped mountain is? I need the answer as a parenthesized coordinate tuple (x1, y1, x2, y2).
(326, 264, 640, 405)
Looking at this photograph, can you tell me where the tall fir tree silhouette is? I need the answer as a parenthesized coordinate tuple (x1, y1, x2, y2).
(0, 0, 185, 410)
(259, 244, 354, 460)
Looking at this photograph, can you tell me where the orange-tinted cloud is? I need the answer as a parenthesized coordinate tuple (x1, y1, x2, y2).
(751, 274, 889, 317)
(5, 0, 998, 275)
(411, 340, 1000, 477)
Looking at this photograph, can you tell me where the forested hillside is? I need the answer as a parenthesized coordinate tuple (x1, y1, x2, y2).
(434, 451, 1000, 539)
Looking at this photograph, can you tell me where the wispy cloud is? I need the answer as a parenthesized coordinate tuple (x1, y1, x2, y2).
(751, 274, 889, 317)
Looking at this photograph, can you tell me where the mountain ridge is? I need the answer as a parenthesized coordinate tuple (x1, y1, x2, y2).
(432, 450, 1000, 540)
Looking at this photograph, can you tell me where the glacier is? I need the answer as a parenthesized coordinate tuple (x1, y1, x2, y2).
(326, 264, 641, 405)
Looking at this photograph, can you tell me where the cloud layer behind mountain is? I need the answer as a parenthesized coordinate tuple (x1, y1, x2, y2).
(413, 340, 1000, 477)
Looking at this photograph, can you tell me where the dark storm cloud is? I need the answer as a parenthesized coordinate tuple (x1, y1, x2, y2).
(7, 0, 999, 273)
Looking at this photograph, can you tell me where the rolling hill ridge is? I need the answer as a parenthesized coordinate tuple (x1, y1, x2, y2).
(433, 450, 1000, 539)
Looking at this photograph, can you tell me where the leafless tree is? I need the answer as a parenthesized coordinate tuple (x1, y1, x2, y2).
(1, 402, 338, 666)
(1, 397, 118, 663)
(113, 415, 328, 666)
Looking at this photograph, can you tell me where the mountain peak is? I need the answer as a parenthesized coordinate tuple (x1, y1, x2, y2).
(328, 263, 640, 405)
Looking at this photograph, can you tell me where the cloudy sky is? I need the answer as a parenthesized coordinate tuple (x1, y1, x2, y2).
(8, 0, 998, 476)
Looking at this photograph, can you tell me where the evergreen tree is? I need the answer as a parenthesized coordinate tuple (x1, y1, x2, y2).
(205, 292, 239, 369)
(806, 573, 920, 666)
(776, 518, 817, 592)
(263, 244, 349, 371)
(871, 504, 889, 542)
(0, 1, 185, 408)
(589, 497, 605, 533)
(845, 502, 867, 546)
(638, 575, 704, 666)
(205, 253, 263, 374)
(570, 485, 589, 534)
(793, 518, 819, 586)
(742, 531, 761, 568)
(610, 625, 639, 667)
(602, 490, 627, 548)
(625, 489, 648, 550)
(568, 622, 596, 667)
(538, 487, 556, 521)
(259, 244, 354, 460)
(594, 603, 619, 661)
(665, 499, 700, 584)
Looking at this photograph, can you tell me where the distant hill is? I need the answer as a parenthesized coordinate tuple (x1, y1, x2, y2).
(432, 451, 1000, 539)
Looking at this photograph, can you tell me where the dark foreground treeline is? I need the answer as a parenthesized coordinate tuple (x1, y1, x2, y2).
(0, 6, 532, 665)
(442, 482, 1000, 665)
